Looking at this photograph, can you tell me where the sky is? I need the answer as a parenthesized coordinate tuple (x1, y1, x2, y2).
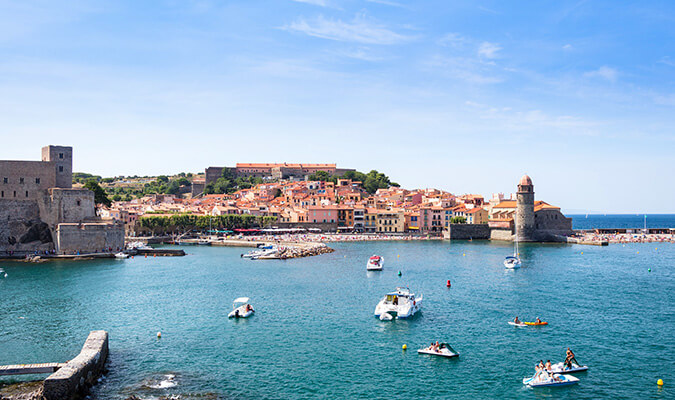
(1, 0, 674, 213)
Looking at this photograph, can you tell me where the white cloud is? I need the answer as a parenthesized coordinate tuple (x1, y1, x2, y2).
(437, 33, 466, 47)
(477, 42, 501, 59)
(366, 0, 406, 7)
(426, 55, 502, 84)
(290, 0, 329, 6)
(562, 44, 573, 50)
(283, 14, 411, 45)
(584, 66, 618, 82)
(333, 47, 384, 61)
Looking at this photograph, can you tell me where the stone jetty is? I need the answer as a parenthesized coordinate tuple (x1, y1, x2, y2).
(275, 243, 334, 259)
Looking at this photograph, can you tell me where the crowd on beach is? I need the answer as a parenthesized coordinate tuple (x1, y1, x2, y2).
(235, 233, 441, 243)
(579, 233, 675, 244)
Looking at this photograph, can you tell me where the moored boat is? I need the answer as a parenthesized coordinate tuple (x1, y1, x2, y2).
(374, 287, 422, 319)
(366, 255, 383, 271)
(114, 252, 129, 259)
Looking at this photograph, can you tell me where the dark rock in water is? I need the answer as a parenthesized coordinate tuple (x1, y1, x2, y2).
(19, 221, 52, 244)
(0, 381, 44, 400)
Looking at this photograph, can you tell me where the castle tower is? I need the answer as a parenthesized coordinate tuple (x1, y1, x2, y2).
(515, 174, 535, 242)
(42, 145, 73, 189)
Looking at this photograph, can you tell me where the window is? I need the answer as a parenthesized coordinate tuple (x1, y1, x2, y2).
(59, 153, 64, 159)
(36, 178, 40, 184)
(59, 166, 64, 172)
(25, 191, 28, 197)
(1, 191, 3, 197)
(19, 177, 24, 184)
(13, 191, 17, 197)
(76, 200, 81, 206)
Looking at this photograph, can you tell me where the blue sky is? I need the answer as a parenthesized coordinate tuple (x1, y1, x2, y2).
(1, 0, 674, 213)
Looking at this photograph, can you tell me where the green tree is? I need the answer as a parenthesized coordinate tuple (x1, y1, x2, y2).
(84, 179, 112, 207)
(450, 216, 466, 224)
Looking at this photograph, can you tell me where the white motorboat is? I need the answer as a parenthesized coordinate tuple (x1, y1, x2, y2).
(374, 287, 422, 319)
(366, 255, 383, 271)
(127, 241, 152, 250)
(228, 297, 254, 318)
(418, 343, 459, 358)
(242, 248, 277, 259)
(549, 362, 588, 374)
(523, 370, 579, 387)
(114, 252, 129, 259)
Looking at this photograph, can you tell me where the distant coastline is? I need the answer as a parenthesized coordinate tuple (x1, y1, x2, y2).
(569, 214, 675, 230)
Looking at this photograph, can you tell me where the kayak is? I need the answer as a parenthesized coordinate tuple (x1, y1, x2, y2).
(524, 321, 548, 326)
(549, 362, 588, 374)
(508, 321, 527, 327)
(523, 372, 579, 387)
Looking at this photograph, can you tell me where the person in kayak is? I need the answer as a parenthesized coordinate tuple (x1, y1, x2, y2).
(535, 317, 542, 323)
(514, 316, 521, 324)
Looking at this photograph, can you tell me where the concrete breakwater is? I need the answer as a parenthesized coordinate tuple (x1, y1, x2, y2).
(0, 331, 109, 400)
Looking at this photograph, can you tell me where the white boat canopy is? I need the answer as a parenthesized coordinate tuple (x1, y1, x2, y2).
(233, 297, 250, 306)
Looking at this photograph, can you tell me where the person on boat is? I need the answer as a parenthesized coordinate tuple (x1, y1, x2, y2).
(538, 360, 545, 371)
(514, 316, 521, 324)
(246, 304, 252, 312)
(435, 341, 441, 352)
(545, 360, 552, 371)
(565, 348, 579, 368)
(535, 317, 542, 324)
(393, 296, 398, 305)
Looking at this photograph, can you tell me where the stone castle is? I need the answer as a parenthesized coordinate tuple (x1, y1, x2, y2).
(0, 146, 124, 255)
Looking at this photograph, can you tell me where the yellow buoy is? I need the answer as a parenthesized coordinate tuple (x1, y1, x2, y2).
(157, 332, 162, 339)
(397, 254, 400, 258)
(462, 253, 466, 256)
(657, 379, 663, 386)
(637, 251, 639, 254)
(402, 344, 407, 350)
(581, 251, 583, 255)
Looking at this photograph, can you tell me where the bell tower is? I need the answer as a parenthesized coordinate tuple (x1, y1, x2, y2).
(515, 174, 535, 241)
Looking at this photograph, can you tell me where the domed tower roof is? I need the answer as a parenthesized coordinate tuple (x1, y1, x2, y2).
(519, 174, 533, 186)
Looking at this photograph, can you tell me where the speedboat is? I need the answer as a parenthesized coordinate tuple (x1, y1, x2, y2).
(549, 362, 588, 374)
(374, 287, 422, 319)
(366, 255, 383, 271)
(523, 371, 579, 387)
(504, 255, 521, 269)
(114, 252, 129, 259)
(228, 297, 254, 318)
(418, 343, 459, 358)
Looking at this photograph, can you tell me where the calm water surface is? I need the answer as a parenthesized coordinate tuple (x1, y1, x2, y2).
(1, 241, 673, 399)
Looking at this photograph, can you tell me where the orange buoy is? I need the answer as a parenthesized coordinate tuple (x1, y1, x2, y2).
(446, 280, 451, 288)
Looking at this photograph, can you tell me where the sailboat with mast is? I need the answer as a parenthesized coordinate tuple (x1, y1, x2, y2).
(504, 222, 522, 269)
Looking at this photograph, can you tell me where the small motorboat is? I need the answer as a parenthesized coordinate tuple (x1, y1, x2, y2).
(374, 287, 422, 319)
(549, 362, 588, 374)
(508, 321, 527, 327)
(366, 255, 383, 271)
(418, 343, 459, 358)
(523, 371, 579, 387)
(228, 297, 254, 318)
(379, 312, 394, 321)
(114, 252, 129, 259)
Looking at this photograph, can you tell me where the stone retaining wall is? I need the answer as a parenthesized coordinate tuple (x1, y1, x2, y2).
(42, 330, 108, 400)
(443, 224, 490, 240)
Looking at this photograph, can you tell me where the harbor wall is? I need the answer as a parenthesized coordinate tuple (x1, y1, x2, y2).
(42, 330, 108, 400)
(55, 223, 125, 254)
(444, 224, 490, 240)
(490, 228, 514, 241)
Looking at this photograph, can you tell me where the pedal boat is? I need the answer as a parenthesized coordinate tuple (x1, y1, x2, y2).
(418, 343, 459, 358)
(523, 371, 579, 387)
(549, 362, 588, 374)
(228, 297, 254, 318)
(366, 255, 383, 271)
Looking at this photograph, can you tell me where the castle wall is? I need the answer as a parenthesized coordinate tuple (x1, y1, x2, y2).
(0, 199, 54, 253)
(490, 228, 514, 241)
(534, 209, 573, 236)
(39, 189, 96, 227)
(55, 223, 125, 254)
(0, 160, 57, 200)
(41, 145, 73, 189)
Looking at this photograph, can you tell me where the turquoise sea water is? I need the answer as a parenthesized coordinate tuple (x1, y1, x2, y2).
(1, 241, 673, 399)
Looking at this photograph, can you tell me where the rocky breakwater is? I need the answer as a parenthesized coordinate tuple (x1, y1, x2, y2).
(275, 243, 334, 259)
